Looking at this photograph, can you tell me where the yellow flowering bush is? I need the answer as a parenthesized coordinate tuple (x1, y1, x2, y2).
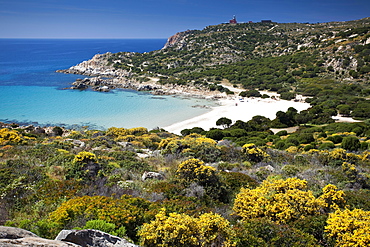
(106, 127, 130, 137)
(73, 151, 96, 164)
(325, 208, 370, 247)
(106, 127, 160, 148)
(346, 152, 363, 162)
(302, 147, 366, 166)
(128, 127, 149, 135)
(242, 143, 269, 162)
(107, 127, 148, 138)
(319, 184, 346, 211)
(360, 150, 370, 161)
(342, 162, 358, 181)
(138, 208, 234, 247)
(194, 136, 217, 146)
(233, 177, 325, 224)
(49, 196, 132, 226)
(0, 128, 25, 145)
(159, 135, 221, 162)
(157, 137, 177, 150)
(175, 158, 227, 201)
(285, 145, 299, 153)
(183, 135, 218, 153)
(176, 158, 216, 184)
(329, 148, 347, 160)
(49, 195, 151, 240)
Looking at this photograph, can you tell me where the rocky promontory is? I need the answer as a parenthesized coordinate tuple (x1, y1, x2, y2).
(57, 52, 227, 99)
(57, 53, 131, 78)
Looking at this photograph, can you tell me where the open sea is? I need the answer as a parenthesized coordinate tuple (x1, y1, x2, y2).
(0, 39, 214, 130)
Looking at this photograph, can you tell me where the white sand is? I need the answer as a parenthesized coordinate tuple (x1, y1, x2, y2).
(332, 115, 362, 123)
(163, 96, 311, 135)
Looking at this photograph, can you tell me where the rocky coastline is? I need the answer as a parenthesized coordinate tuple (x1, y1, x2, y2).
(56, 52, 228, 100)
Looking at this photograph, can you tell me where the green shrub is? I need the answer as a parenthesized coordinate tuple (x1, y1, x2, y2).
(275, 140, 287, 150)
(233, 218, 318, 247)
(281, 165, 300, 176)
(298, 133, 315, 144)
(304, 144, 315, 151)
(83, 220, 127, 238)
(319, 142, 335, 150)
(292, 215, 329, 244)
(84, 219, 116, 233)
(52, 127, 64, 136)
(360, 141, 369, 150)
(327, 135, 343, 144)
(205, 129, 224, 141)
(181, 127, 205, 136)
(286, 137, 299, 146)
(341, 136, 360, 151)
(219, 171, 258, 192)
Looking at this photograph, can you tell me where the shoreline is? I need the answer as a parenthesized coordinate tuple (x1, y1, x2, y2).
(55, 54, 359, 135)
(163, 96, 311, 135)
(58, 62, 314, 134)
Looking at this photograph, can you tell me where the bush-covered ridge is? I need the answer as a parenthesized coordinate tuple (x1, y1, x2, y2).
(108, 17, 370, 82)
(0, 119, 369, 246)
(67, 17, 370, 122)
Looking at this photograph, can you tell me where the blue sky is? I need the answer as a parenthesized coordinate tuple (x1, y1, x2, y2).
(1, 0, 369, 39)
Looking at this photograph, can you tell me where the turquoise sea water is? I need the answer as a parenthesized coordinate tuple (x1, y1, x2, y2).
(0, 39, 214, 130)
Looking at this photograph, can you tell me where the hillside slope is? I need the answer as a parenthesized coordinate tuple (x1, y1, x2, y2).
(60, 17, 370, 122)
(63, 18, 370, 84)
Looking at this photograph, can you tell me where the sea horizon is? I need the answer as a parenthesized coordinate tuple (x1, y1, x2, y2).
(0, 38, 216, 130)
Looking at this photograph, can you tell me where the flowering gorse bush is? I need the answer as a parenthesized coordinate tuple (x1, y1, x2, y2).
(138, 208, 234, 247)
(73, 151, 96, 164)
(320, 184, 346, 211)
(0, 128, 26, 145)
(49, 195, 151, 240)
(176, 158, 216, 185)
(158, 134, 221, 162)
(241, 143, 269, 162)
(325, 208, 370, 247)
(233, 177, 346, 224)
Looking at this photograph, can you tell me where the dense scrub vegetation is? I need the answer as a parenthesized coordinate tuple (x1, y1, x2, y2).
(103, 18, 370, 124)
(1, 119, 369, 246)
(2, 17, 370, 246)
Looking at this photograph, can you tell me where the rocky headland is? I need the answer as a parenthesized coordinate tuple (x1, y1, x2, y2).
(57, 52, 227, 99)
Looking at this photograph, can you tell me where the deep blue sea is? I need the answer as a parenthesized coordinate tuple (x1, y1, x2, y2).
(0, 39, 214, 130)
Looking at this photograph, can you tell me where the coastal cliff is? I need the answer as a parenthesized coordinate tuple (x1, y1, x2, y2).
(162, 30, 193, 49)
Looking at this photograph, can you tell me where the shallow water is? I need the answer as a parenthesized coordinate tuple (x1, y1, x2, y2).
(0, 39, 215, 130)
(0, 85, 214, 129)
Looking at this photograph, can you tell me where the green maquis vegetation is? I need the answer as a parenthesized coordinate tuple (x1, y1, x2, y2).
(104, 18, 370, 124)
(0, 120, 369, 246)
(2, 18, 370, 247)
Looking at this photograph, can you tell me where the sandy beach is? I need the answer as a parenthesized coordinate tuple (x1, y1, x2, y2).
(163, 95, 311, 135)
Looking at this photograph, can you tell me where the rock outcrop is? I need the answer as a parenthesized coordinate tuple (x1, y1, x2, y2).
(141, 171, 164, 181)
(58, 53, 119, 77)
(55, 229, 139, 247)
(0, 237, 80, 247)
(0, 226, 79, 247)
(0, 227, 140, 247)
(0, 226, 38, 239)
(162, 30, 192, 49)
